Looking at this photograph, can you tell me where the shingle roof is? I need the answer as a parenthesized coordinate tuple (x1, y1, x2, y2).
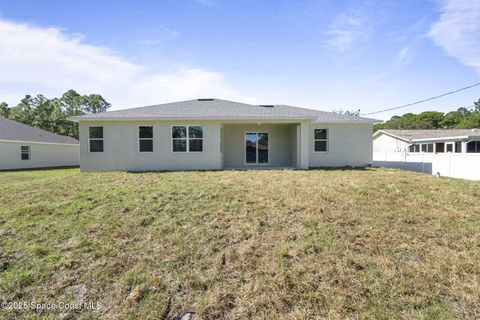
(0, 117, 79, 145)
(378, 129, 480, 141)
(68, 98, 379, 123)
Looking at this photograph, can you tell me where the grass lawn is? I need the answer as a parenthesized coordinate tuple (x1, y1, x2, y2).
(0, 168, 479, 319)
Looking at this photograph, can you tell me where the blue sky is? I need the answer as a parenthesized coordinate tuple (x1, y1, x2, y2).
(0, 0, 479, 120)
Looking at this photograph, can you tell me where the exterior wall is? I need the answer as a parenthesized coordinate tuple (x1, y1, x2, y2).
(222, 124, 296, 168)
(308, 123, 373, 167)
(373, 133, 409, 153)
(0, 141, 79, 170)
(78, 121, 222, 171)
(78, 120, 374, 171)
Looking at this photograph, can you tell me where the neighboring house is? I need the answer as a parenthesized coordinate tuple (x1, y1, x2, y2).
(0, 117, 80, 170)
(68, 98, 378, 172)
(373, 129, 480, 154)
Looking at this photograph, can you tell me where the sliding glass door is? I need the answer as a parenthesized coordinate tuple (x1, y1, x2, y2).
(245, 132, 268, 164)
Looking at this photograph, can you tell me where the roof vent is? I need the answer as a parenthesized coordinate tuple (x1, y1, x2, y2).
(197, 98, 214, 101)
(259, 105, 274, 108)
(471, 128, 479, 132)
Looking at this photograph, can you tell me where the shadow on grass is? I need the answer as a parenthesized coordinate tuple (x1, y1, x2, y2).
(308, 166, 371, 172)
(126, 165, 372, 174)
(0, 165, 79, 173)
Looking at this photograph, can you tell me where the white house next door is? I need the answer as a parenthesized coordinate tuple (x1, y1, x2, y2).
(245, 132, 268, 164)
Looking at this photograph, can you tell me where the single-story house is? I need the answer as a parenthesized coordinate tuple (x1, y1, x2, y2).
(373, 129, 480, 154)
(68, 98, 378, 172)
(0, 116, 80, 170)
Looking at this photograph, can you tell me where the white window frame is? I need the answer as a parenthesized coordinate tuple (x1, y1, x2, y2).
(313, 128, 328, 153)
(445, 142, 454, 153)
(171, 125, 204, 153)
(138, 126, 154, 153)
(21, 145, 30, 160)
(88, 126, 104, 153)
(466, 141, 480, 153)
(244, 132, 269, 165)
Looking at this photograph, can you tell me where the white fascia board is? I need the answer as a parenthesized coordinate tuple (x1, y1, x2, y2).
(0, 139, 79, 146)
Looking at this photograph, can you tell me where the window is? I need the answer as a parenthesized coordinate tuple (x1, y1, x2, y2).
(139, 126, 153, 152)
(89, 127, 104, 152)
(245, 132, 268, 164)
(435, 142, 445, 153)
(314, 129, 328, 152)
(419, 143, 434, 152)
(409, 144, 424, 153)
(446, 143, 453, 153)
(455, 141, 462, 153)
(21, 146, 30, 160)
(172, 126, 203, 152)
(467, 141, 480, 153)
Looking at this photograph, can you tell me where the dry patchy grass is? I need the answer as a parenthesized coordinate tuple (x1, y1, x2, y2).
(0, 168, 479, 319)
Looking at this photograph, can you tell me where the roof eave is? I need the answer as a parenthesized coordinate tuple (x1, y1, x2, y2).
(373, 130, 411, 142)
(411, 136, 471, 143)
(0, 139, 79, 146)
(313, 119, 379, 124)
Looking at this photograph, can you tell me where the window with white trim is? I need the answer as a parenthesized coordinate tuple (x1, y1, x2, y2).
(314, 129, 328, 152)
(467, 141, 480, 153)
(89, 127, 104, 152)
(139, 126, 153, 152)
(172, 126, 203, 152)
(21, 146, 30, 160)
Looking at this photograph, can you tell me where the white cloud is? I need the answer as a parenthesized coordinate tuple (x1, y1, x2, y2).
(0, 19, 245, 109)
(428, 0, 480, 74)
(324, 12, 371, 52)
(396, 46, 413, 65)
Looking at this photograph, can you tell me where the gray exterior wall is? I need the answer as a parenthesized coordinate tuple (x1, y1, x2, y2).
(222, 124, 296, 168)
(77, 120, 373, 171)
(78, 121, 222, 171)
(308, 123, 373, 167)
(0, 141, 79, 170)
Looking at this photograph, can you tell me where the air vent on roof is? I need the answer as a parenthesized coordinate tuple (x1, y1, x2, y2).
(197, 98, 214, 101)
(259, 105, 274, 108)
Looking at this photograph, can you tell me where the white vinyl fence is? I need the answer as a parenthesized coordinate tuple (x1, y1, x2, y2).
(373, 151, 480, 181)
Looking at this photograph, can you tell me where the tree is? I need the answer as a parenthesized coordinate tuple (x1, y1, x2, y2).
(375, 99, 480, 131)
(0, 90, 111, 139)
(9, 95, 36, 125)
(0, 102, 9, 117)
(440, 108, 470, 128)
(83, 94, 111, 114)
(416, 111, 444, 129)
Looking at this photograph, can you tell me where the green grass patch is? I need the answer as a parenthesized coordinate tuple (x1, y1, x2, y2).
(0, 168, 479, 319)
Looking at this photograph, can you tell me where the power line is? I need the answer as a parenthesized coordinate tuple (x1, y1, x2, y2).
(362, 82, 480, 116)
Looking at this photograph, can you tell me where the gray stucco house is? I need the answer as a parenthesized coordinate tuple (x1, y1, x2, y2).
(68, 98, 378, 171)
(0, 116, 79, 170)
